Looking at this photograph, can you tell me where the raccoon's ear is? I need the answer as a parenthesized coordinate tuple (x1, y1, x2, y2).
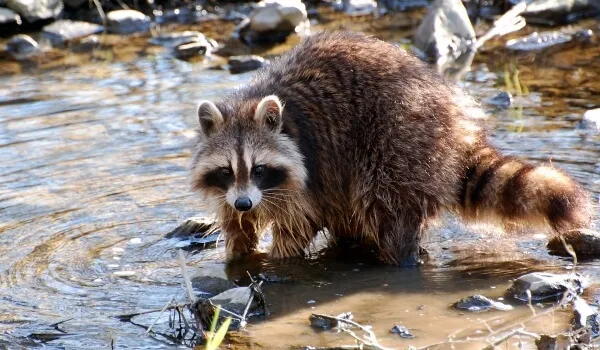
(254, 95, 283, 132)
(197, 100, 224, 136)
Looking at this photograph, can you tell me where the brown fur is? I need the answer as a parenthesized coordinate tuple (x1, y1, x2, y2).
(190, 31, 593, 265)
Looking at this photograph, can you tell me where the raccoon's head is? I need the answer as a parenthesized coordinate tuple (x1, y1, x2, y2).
(190, 95, 307, 213)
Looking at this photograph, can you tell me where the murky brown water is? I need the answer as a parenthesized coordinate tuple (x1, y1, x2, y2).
(1, 11, 599, 350)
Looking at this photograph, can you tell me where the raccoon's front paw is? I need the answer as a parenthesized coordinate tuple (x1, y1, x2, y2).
(269, 243, 306, 260)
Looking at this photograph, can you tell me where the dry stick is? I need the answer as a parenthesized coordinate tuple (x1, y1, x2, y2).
(481, 329, 540, 350)
(178, 249, 197, 304)
(310, 314, 393, 350)
(145, 297, 175, 334)
(472, 0, 527, 51)
(117, 303, 189, 320)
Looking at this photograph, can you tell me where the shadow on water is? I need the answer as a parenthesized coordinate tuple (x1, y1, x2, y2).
(0, 15, 599, 350)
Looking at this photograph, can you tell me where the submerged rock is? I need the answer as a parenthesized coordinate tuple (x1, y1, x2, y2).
(42, 20, 103, 46)
(107, 10, 151, 34)
(413, 0, 475, 64)
(6, 33, 39, 60)
(453, 295, 513, 312)
(0, 7, 20, 24)
(505, 272, 589, 302)
(235, 0, 308, 46)
(505, 31, 572, 51)
(228, 55, 267, 74)
(191, 264, 237, 297)
(6, 0, 63, 22)
(547, 230, 600, 257)
(309, 312, 353, 330)
(390, 324, 415, 339)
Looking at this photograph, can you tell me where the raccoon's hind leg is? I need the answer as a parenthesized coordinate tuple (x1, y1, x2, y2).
(459, 145, 593, 236)
(222, 217, 260, 258)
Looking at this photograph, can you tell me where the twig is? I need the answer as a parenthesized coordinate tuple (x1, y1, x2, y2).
(482, 329, 540, 350)
(472, 1, 527, 50)
(145, 297, 175, 334)
(310, 314, 393, 350)
(116, 303, 189, 320)
(178, 249, 196, 303)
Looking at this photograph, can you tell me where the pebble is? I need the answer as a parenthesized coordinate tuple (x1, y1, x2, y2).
(390, 324, 415, 338)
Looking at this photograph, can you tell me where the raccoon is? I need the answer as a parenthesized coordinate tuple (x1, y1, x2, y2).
(190, 31, 593, 265)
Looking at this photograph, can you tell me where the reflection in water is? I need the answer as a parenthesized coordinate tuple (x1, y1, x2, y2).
(0, 38, 599, 349)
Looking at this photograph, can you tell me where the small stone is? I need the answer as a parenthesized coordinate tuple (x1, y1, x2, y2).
(453, 295, 513, 312)
(173, 41, 210, 60)
(7, 0, 63, 22)
(228, 55, 267, 74)
(0, 7, 20, 24)
(505, 272, 589, 303)
(486, 91, 513, 108)
(107, 9, 151, 34)
(6, 34, 39, 60)
(390, 325, 415, 339)
(42, 20, 103, 46)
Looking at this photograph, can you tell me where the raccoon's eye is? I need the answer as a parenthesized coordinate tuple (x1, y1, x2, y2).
(253, 165, 265, 177)
(220, 168, 232, 178)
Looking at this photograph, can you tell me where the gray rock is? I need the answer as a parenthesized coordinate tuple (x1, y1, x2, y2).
(236, 0, 308, 45)
(148, 31, 206, 48)
(6, 34, 39, 60)
(6, 0, 63, 22)
(486, 91, 513, 108)
(509, 0, 600, 26)
(165, 217, 214, 238)
(453, 295, 514, 312)
(0, 7, 20, 24)
(173, 40, 211, 60)
(413, 0, 475, 64)
(547, 229, 600, 256)
(505, 31, 572, 52)
(42, 20, 103, 46)
(106, 9, 151, 34)
(70, 35, 100, 53)
(390, 324, 415, 338)
(191, 264, 237, 297)
(505, 272, 589, 303)
(228, 55, 267, 74)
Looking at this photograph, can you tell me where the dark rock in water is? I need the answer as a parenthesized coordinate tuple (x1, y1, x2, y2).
(505, 272, 589, 303)
(166, 217, 214, 238)
(509, 0, 600, 26)
(173, 41, 211, 60)
(6, 0, 63, 22)
(547, 230, 600, 257)
(310, 312, 353, 330)
(228, 55, 267, 74)
(148, 31, 206, 48)
(505, 31, 572, 52)
(575, 108, 600, 131)
(42, 20, 103, 46)
(0, 7, 20, 24)
(574, 28, 594, 43)
(191, 264, 237, 297)
(70, 35, 100, 53)
(413, 0, 475, 64)
(453, 295, 513, 312)
(63, 0, 87, 8)
(573, 297, 600, 342)
(486, 91, 513, 108)
(106, 10, 151, 34)
(390, 324, 415, 339)
(535, 333, 576, 349)
(6, 33, 39, 60)
(234, 0, 308, 46)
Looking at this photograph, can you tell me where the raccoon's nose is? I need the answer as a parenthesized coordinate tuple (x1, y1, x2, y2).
(234, 197, 253, 211)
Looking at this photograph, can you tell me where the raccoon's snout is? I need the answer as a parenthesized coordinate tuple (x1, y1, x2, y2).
(234, 197, 253, 211)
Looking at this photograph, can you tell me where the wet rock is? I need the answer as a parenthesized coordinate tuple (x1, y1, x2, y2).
(228, 55, 267, 74)
(341, 0, 377, 16)
(70, 35, 100, 53)
(106, 10, 151, 34)
(576, 108, 600, 130)
(191, 264, 237, 297)
(235, 0, 308, 46)
(573, 297, 600, 343)
(309, 312, 353, 330)
(6, 0, 63, 22)
(0, 7, 20, 24)
(6, 33, 39, 60)
(536, 333, 577, 349)
(574, 28, 595, 43)
(149, 31, 206, 48)
(505, 272, 589, 303)
(453, 295, 514, 312)
(173, 41, 211, 60)
(505, 31, 572, 52)
(42, 20, 103, 46)
(509, 0, 600, 26)
(413, 0, 475, 64)
(390, 324, 415, 339)
(165, 217, 214, 239)
(547, 230, 600, 257)
(486, 91, 513, 108)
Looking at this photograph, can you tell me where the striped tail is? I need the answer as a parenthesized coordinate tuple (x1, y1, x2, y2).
(458, 145, 593, 236)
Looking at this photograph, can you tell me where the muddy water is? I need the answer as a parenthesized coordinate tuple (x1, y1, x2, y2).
(1, 20, 600, 350)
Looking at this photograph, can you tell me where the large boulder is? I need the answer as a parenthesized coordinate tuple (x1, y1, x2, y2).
(235, 0, 308, 46)
(6, 0, 63, 22)
(106, 9, 151, 34)
(413, 0, 475, 64)
(42, 20, 103, 46)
